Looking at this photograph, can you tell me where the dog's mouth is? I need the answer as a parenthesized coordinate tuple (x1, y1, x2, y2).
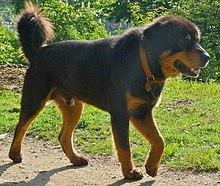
(174, 60, 200, 77)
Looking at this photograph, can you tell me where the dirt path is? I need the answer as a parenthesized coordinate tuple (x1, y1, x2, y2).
(0, 64, 220, 185)
(0, 136, 219, 186)
(0, 64, 26, 93)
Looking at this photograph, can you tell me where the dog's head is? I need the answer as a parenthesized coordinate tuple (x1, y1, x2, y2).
(143, 15, 210, 78)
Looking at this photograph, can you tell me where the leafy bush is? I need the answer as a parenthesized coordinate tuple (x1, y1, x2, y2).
(0, 0, 109, 64)
(43, 0, 108, 41)
(0, 17, 22, 64)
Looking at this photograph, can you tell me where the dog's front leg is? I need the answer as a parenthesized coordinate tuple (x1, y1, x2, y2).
(131, 112, 165, 177)
(110, 112, 143, 179)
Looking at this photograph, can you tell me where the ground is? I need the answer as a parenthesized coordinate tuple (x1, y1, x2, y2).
(0, 64, 219, 186)
(0, 64, 26, 93)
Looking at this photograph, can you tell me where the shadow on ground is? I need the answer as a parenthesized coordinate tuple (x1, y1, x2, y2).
(0, 164, 83, 186)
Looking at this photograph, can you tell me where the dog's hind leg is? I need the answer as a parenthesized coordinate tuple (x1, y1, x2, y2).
(54, 95, 88, 166)
(9, 68, 51, 163)
(131, 112, 165, 177)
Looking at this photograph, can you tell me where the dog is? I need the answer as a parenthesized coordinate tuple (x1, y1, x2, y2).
(9, 2, 210, 179)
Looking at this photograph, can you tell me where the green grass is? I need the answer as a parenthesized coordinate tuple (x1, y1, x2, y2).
(0, 79, 219, 171)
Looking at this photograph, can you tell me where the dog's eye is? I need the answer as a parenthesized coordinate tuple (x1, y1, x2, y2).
(179, 38, 196, 50)
(185, 34, 191, 41)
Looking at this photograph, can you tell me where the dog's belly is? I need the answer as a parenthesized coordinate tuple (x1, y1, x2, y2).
(49, 64, 111, 111)
(73, 86, 110, 111)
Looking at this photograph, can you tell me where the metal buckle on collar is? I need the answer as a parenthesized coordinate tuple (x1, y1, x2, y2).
(146, 75, 155, 82)
(145, 75, 155, 92)
(145, 75, 165, 92)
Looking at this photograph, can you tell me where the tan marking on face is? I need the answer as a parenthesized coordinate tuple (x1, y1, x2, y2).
(126, 92, 146, 113)
(160, 49, 201, 78)
(160, 50, 171, 59)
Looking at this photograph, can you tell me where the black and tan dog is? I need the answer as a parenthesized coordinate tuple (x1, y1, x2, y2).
(9, 2, 210, 179)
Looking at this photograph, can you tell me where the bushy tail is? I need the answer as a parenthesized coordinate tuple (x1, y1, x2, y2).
(17, 1, 54, 62)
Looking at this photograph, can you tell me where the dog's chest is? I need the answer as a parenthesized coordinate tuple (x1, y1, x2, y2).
(127, 83, 164, 114)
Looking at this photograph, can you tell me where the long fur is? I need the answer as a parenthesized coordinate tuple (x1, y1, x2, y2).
(16, 1, 54, 62)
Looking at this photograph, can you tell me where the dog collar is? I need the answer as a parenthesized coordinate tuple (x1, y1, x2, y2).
(139, 43, 165, 92)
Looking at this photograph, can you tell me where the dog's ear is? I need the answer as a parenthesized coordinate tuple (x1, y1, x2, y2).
(143, 22, 163, 38)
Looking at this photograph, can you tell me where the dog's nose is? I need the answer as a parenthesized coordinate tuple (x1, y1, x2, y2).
(200, 52, 210, 63)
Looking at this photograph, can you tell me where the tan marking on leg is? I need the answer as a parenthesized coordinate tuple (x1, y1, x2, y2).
(112, 130, 143, 180)
(131, 115, 165, 177)
(9, 90, 53, 163)
(115, 145, 133, 174)
(55, 96, 88, 166)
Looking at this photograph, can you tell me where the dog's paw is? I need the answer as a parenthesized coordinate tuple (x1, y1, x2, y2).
(9, 151, 22, 163)
(123, 168, 144, 180)
(71, 156, 89, 166)
(145, 163, 158, 177)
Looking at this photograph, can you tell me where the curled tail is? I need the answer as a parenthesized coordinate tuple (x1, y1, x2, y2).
(17, 1, 54, 62)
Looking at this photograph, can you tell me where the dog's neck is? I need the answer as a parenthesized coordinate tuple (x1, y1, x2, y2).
(139, 41, 166, 92)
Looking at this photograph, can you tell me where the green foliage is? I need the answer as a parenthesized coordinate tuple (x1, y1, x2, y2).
(0, 0, 108, 64)
(107, 0, 169, 25)
(1, 79, 220, 171)
(0, 18, 23, 64)
(43, 0, 108, 41)
(11, 0, 45, 13)
(11, 0, 26, 13)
